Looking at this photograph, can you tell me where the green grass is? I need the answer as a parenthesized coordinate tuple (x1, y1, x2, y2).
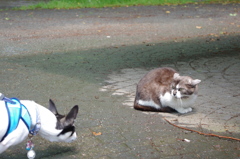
(18, 0, 240, 10)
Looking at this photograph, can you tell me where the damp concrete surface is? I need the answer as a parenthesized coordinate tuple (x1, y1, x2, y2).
(0, 3, 240, 159)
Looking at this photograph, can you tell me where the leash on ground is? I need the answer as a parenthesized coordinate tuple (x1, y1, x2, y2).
(163, 117, 240, 142)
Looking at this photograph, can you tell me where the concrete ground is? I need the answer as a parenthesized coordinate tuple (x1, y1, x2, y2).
(0, 4, 239, 159)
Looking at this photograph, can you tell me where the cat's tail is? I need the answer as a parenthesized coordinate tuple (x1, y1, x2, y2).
(134, 98, 155, 111)
(134, 99, 176, 112)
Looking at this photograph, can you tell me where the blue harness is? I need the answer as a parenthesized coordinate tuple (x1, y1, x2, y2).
(1, 98, 32, 142)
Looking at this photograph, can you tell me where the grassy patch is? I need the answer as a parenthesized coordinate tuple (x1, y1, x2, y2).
(18, 0, 240, 10)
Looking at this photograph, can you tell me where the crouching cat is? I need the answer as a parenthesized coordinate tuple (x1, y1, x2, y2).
(0, 98, 78, 154)
(134, 67, 201, 114)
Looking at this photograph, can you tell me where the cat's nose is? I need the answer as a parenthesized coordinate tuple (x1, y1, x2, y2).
(173, 91, 177, 96)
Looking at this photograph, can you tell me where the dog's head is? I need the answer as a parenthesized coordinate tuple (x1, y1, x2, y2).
(44, 99, 79, 143)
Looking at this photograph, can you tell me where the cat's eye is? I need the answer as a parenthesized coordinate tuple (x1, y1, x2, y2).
(178, 88, 185, 91)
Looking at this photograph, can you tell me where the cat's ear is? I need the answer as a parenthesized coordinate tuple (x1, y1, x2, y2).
(64, 105, 79, 126)
(173, 73, 181, 80)
(49, 99, 59, 115)
(191, 79, 201, 86)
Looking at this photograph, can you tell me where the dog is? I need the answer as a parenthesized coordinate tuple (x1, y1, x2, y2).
(0, 95, 79, 154)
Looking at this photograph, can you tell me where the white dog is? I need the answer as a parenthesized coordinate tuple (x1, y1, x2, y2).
(0, 94, 79, 154)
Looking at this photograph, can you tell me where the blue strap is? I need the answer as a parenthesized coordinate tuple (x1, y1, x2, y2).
(1, 98, 32, 142)
(1, 98, 21, 142)
(8, 98, 23, 133)
(21, 104, 31, 130)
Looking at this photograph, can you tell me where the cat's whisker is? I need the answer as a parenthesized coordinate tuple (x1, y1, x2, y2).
(179, 98, 183, 107)
(177, 98, 183, 107)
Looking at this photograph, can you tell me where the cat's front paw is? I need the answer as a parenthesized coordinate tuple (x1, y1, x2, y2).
(176, 107, 192, 114)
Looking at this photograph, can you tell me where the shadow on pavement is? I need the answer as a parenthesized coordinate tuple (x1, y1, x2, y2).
(0, 35, 239, 158)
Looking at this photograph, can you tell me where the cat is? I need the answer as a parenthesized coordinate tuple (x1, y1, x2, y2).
(0, 98, 78, 154)
(134, 67, 201, 114)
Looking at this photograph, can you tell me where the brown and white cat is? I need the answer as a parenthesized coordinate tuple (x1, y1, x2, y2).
(134, 67, 201, 114)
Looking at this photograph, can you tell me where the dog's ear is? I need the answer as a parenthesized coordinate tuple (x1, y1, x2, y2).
(49, 99, 65, 120)
(49, 99, 59, 115)
(64, 105, 79, 126)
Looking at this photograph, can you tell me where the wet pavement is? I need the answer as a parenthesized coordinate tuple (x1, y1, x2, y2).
(0, 4, 240, 159)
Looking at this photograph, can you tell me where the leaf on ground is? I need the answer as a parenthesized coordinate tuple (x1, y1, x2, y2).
(92, 132, 102, 136)
(229, 13, 237, 16)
